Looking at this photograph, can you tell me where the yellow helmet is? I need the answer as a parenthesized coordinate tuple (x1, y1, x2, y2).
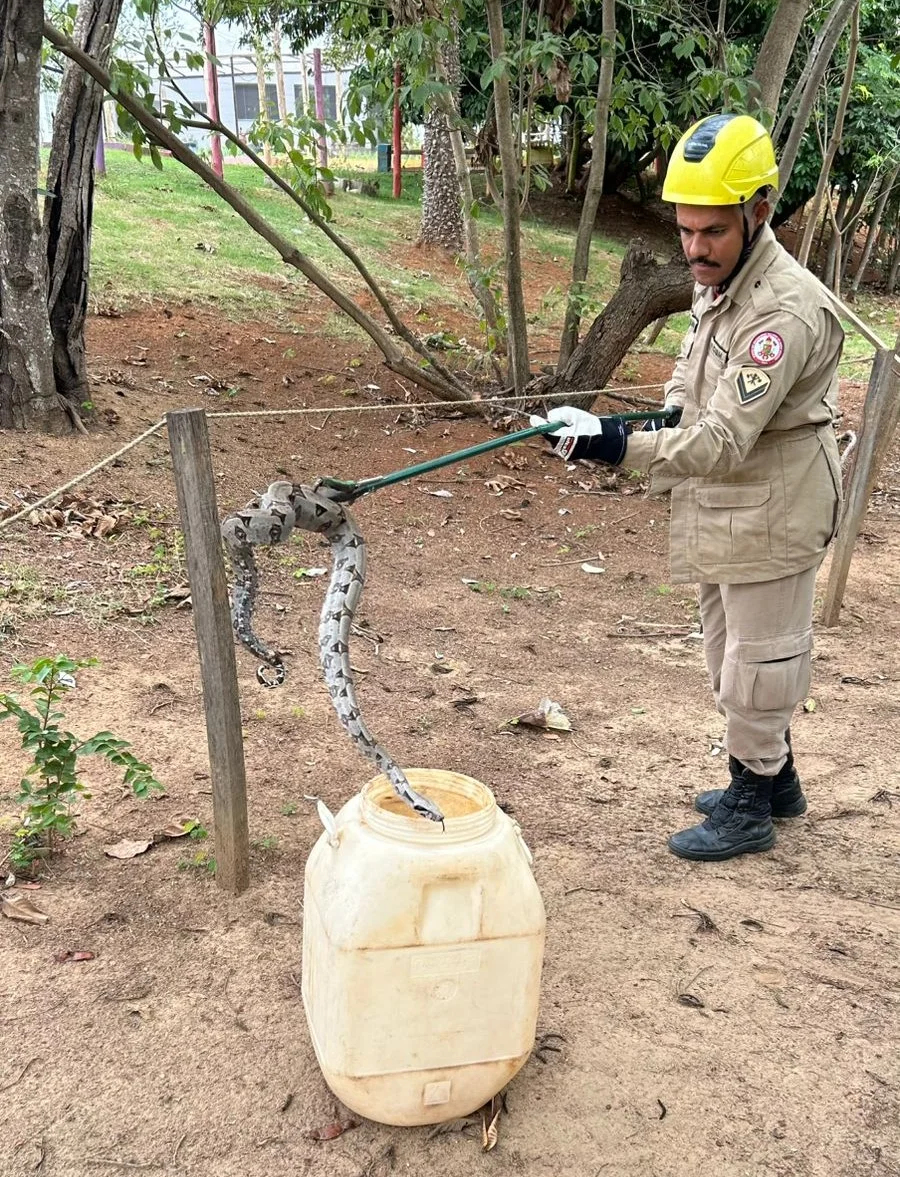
(662, 113, 779, 205)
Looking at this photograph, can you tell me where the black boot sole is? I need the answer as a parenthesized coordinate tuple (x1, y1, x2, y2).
(667, 829, 777, 862)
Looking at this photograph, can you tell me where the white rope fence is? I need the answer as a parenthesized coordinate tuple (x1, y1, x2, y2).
(0, 382, 667, 533)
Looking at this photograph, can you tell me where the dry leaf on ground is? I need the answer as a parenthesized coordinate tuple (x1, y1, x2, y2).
(305, 1118, 359, 1142)
(1, 892, 50, 925)
(104, 838, 153, 860)
(497, 451, 528, 470)
(154, 821, 194, 841)
(27, 494, 130, 538)
(485, 474, 525, 495)
(54, 950, 96, 964)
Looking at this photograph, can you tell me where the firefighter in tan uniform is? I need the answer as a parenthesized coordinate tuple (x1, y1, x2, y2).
(533, 114, 843, 862)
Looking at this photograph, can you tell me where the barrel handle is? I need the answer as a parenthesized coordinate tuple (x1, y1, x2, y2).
(511, 818, 534, 866)
(316, 799, 340, 849)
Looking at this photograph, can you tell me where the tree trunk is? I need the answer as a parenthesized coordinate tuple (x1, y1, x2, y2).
(254, 34, 273, 166)
(557, 0, 615, 369)
(420, 38, 464, 252)
(644, 316, 668, 345)
(0, 0, 66, 433)
(796, 0, 859, 270)
(485, 0, 529, 392)
(823, 186, 850, 283)
(566, 109, 581, 194)
(714, 0, 727, 70)
(841, 174, 875, 242)
(886, 233, 900, 294)
(312, 47, 332, 194)
(431, 52, 502, 338)
(774, 0, 857, 201)
(532, 241, 693, 406)
(837, 172, 878, 286)
(300, 50, 310, 114)
(272, 18, 288, 121)
(849, 163, 899, 298)
(750, 0, 811, 122)
(810, 192, 832, 273)
(203, 22, 224, 178)
(43, 0, 123, 412)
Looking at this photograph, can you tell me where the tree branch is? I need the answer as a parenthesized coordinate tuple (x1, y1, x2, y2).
(41, 19, 470, 404)
(485, 0, 530, 392)
(557, 0, 616, 369)
(150, 10, 470, 395)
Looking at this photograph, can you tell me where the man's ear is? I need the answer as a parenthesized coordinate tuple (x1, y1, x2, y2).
(754, 196, 771, 229)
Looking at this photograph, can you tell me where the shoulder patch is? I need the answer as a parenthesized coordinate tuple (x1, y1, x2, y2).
(737, 367, 771, 404)
(749, 330, 784, 366)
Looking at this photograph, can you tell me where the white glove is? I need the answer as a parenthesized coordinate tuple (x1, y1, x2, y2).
(530, 406, 629, 464)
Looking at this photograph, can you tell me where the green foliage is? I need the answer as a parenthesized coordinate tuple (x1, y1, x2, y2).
(0, 655, 163, 873)
(178, 849, 217, 873)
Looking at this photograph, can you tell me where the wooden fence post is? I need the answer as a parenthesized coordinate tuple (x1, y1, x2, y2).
(167, 409, 249, 895)
(821, 339, 900, 626)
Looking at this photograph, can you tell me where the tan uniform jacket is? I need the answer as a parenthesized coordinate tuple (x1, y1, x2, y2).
(626, 224, 844, 585)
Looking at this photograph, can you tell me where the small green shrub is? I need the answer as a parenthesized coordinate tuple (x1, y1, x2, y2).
(0, 655, 163, 874)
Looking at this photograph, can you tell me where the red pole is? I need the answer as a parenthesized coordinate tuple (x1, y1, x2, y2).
(392, 62, 402, 198)
(203, 22, 224, 179)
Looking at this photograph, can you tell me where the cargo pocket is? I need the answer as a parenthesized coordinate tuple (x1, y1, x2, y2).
(696, 482, 771, 565)
(731, 631, 813, 714)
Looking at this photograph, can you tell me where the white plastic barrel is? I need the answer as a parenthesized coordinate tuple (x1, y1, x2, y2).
(301, 768, 546, 1126)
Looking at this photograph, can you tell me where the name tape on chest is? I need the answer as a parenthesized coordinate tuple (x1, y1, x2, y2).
(710, 336, 728, 365)
(749, 330, 784, 366)
(737, 366, 771, 404)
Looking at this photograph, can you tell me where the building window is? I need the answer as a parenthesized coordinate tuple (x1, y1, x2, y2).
(234, 82, 279, 121)
(292, 83, 337, 121)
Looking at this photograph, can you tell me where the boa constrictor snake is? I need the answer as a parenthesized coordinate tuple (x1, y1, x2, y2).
(221, 480, 444, 824)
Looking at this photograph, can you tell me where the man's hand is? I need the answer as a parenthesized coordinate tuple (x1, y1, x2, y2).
(643, 405, 683, 432)
(529, 407, 630, 465)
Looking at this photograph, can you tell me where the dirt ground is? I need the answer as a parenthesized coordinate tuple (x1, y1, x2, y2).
(1, 298, 899, 1177)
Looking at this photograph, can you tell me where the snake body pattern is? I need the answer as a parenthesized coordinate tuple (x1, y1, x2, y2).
(221, 480, 444, 824)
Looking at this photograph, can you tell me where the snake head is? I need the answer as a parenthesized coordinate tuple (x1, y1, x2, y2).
(259, 481, 295, 510)
(411, 796, 445, 824)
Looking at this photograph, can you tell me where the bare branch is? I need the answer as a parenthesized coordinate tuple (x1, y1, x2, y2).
(42, 18, 473, 404)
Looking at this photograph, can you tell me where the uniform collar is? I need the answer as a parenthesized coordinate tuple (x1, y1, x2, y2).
(712, 223, 779, 308)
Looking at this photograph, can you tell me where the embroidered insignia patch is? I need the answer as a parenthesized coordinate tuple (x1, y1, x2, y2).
(710, 336, 728, 365)
(737, 366, 771, 404)
(749, 330, 784, 366)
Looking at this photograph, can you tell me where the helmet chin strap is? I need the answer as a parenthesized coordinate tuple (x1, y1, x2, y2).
(715, 204, 765, 295)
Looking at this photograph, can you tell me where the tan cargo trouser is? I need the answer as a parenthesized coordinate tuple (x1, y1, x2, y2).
(699, 565, 819, 776)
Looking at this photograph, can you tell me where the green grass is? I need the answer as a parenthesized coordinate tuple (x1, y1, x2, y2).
(81, 147, 897, 364)
(82, 148, 640, 329)
(87, 150, 510, 318)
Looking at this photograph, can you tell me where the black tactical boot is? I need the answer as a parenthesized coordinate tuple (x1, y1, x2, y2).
(695, 739, 807, 819)
(668, 762, 776, 861)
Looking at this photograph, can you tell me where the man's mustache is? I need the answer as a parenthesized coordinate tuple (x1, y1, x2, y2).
(689, 258, 719, 267)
